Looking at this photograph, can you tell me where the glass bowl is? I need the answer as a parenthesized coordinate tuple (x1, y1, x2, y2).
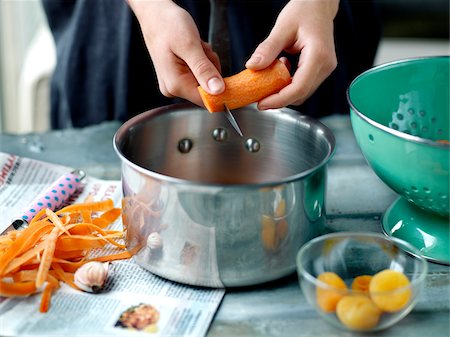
(296, 232, 428, 332)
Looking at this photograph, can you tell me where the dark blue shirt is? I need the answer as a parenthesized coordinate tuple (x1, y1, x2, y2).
(42, 0, 381, 129)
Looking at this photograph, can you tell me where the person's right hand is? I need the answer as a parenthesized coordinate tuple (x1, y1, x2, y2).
(128, 0, 225, 107)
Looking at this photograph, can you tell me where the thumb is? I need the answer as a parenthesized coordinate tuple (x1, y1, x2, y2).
(184, 49, 225, 95)
(245, 36, 286, 70)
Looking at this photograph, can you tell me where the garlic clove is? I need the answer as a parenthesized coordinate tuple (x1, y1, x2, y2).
(147, 232, 163, 251)
(74, 261, 109, 293)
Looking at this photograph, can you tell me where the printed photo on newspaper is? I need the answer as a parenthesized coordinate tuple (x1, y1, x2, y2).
(0, 152, 225, 337)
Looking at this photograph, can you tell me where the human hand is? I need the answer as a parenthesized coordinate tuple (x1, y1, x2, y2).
(128, 0, 225, 107)
(245, 0, 339, 110)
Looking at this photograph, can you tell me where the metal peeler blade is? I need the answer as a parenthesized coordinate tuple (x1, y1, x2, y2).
(224, 104, 243, 137)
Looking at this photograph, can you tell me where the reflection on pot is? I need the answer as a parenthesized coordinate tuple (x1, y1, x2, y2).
(303, 170, 326, 222)
(260, 184, 294, 253)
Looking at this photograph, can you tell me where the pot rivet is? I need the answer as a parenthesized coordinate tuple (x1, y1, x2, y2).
(212, 127, 228, 142)
(245, 138, 261, 153)
(178, 138, 193, 153)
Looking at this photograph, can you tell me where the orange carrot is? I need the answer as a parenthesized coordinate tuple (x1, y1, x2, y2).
(36, 222, 61, 288)
(198, 59, 291, 113)
(4, 240, 48, 275)
(51, 262, 80, 291)
(0, 198, 131, 313)
(55, 238, 107, 251)
(92, 208, 121, 228)
(91, 250, 132, 262)
(56, 199, 114, 215)
(28, 208, 47, 226)
(39, 283, 55, 313)
(80, 210, 92, 223)
(50, 259, 86, 273)
(54, 249, 86, 260)
(12, 269, 38, 282)
(0, 280, 37, 297)
(0, 222, 52, 274)
(46, 208, 71, 237)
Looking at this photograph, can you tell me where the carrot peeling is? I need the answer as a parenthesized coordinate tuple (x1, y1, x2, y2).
(39, 283, 56, 313)
(0, 280, 37, 297)
(0, 198, 131, 312)
(198, 59, 292, 112)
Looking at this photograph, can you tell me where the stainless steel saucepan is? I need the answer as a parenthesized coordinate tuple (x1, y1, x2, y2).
(113, 103, 335, 287)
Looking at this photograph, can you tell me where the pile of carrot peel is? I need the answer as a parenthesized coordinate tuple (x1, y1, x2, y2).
(0, 199, 131, 313)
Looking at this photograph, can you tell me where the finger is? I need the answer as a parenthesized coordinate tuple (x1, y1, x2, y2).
(258, 47, 327, 109)
(153, 54, 205, 107)
(245, 25, 291, 70)
(164, 72, 205, 107)
(201, 41, 221, 74)
(180, 41, 225, 95)
(257, 68, 316, 110)
(278, 56, 292, 73)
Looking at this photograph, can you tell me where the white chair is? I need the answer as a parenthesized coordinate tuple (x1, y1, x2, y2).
(17, 24, 56, 133)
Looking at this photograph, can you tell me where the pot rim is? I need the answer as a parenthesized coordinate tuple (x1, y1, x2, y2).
(113, 103, 336, 188)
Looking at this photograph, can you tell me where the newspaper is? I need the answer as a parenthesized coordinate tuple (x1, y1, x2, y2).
(0, 152, 225, 337)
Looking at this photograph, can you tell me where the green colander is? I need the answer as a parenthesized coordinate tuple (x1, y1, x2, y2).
(348, 56, 450, 265)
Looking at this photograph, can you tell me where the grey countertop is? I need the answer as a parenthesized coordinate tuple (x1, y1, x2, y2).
(0, 115, 448, 337)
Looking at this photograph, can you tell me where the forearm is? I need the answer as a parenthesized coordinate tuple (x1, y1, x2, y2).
(126, 0, 175, 22)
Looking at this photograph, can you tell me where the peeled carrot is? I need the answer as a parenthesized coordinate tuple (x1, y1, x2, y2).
(198, 59, 292, 113)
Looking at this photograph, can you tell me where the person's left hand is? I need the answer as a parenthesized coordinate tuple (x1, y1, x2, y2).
(245, 0, 339, 110)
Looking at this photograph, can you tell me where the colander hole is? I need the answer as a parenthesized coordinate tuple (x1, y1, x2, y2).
(438, 193, 448, 199)
(397, 113, 404, 120)
(410, 122, 417, 129)
(421, 126, 428, 133)
(423, 187, 430, 193)
(437, 129, 443, 135)
(419, 110, 426, 117)
(408, 108, 415, 115)
(368, 134, 374, 142)
(411, 186, 418, 192)
(391, 123, 399, 130)
(402, 188, 410, 195)
(426, 197, 433, 202)
(431, 117, 437, 123)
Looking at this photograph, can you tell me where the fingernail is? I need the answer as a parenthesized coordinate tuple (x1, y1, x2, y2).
(207, 77, 224, 94)
(246, 55, 262, 67)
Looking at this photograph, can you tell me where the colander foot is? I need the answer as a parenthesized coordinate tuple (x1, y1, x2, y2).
(382, 196, 450, 266)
